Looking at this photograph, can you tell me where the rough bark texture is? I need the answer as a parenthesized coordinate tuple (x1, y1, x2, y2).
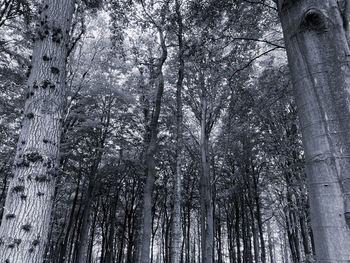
(277, 0, 350, 260)
(0, 0, 74, 262)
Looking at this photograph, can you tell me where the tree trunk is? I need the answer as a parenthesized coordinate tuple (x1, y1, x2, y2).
(185, 206, 191, 263)
(252, 171, 266, 263)
(267, 221, 274, 263)
(67, 184, 86, 263)
(0, 167, 9, 222)
(75, 178, 95, 263)
(58, 177, 81, 263)
(225, 204, 235, 263)
(277, 0, 350, 260)
(235, 201, 241, 263)
(215, 208, 223, 263)
(126, 196, 136, 263)
(246, 170, 259, 263)
(87, 208, 97, 263)
(283, 231, 289, 263)
(0, 0, 74, 261)
(139, 27, 167, 263)
(199, 75, 213, 263)
(106, 197, 118, 263)
(171, 1, 184, 262)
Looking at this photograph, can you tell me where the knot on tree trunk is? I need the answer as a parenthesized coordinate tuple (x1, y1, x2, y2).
(300, 9, 328, 32)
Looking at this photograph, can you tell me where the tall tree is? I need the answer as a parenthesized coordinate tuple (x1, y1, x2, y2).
(171, 0, 184, 263)
(276, 0, 350, 260)
(0, 0, 74, 261)
(139, 1, 169, 262)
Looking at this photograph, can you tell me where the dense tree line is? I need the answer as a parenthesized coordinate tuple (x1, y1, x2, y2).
(0, 0, 350, 262)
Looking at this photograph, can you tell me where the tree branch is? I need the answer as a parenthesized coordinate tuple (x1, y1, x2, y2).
(229, 46, 280, 80)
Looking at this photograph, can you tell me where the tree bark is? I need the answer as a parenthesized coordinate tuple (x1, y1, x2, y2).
(106, 196, 118, 263)
(171, 1, 184, 262)
(235, 200, 241, 263)
(58, 177, 81, 263)
(199, 71, 213, 263)
(267, 221, 274, 263)
(139, 27, 167, 263)
(0, 0, 74, 261)
(75, 179, 95, 263)
(277, 0, 350, 260)
(252, 171, 266, 263)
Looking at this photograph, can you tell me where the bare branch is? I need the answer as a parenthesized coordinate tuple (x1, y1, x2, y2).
(229, 46, 280, 81)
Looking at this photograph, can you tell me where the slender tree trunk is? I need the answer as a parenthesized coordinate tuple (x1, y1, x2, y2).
(171, 1, 184, 262)
(251, 215, 259, 263)
(106, 197, 118, 263)
(133, 206, 143, 263)
(277, 0, 350, 260)
(0, 0, 74, 261)
(197, 216, 201, 263)
(215, 208, 223, 263)
(126, 203, 136, 263)
(235, 201, 241, 263)
(58, 177, 81, 263)
(285, 213, 297, 263)
(226, 206, 235, 263)
(246, 170, 259, 263)
(283, 229, 288, 263)
(117, 212, 127, 263)
(0, 168, 9, 222)
(68, 184, 86, 263)
(267, 221, 274, 263)
(186, 206, 191, 263)
(199, 77, 213, 263)
(299, 211, 311, 262)
(241, 196, 248, 263)
(252, 171, 266, 263)
(75, 178, 95, 263)
(87, 208, 97, 263)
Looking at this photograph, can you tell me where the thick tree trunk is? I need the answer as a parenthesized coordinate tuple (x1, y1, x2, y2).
(277, 0, 350, 260)
(171, 1, 184, 262)
(0, 0, 74, 261)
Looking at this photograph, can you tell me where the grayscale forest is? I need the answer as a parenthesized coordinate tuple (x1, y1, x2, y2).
(0, 0, 350, 262)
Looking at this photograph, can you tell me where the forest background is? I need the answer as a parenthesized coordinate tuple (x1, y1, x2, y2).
(0, 0, 334, 262)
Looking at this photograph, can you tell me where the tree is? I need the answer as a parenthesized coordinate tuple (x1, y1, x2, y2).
(276, 0, 350, 261)
(0, 0, 74, 261)
(171, 1, 184, 263)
